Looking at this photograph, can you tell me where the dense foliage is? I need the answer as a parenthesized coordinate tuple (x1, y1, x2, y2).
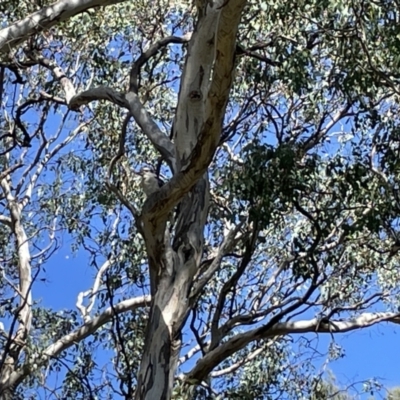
(1, 0, 400, 398)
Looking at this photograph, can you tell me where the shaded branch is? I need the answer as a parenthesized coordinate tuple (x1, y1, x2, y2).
(209, 222, 259, 350)
(0, 216, 12, 228)
(190, 220, 245, 301)
(235, 43, 280, 66)
(129, 34, 191, 94)
(125, 91, 177, 171)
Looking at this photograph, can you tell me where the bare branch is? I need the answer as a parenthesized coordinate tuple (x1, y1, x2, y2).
(0, 215, 12, 228)
(129, 35, 191, 94)
(303, 104, 352, 152)
(178, 344, 202, 367)
(76, 259, 113, 322)
(125, 91, 177, 172)
(18, 120, 90, 208)
(210, 223, 259, 350)
(0, 176, 34, 369)
(186, 312, 400, 382)
(48, 295, 150, 357)
(190, 220, 245, 300)
(210, 346, 264, 378)
(76, 215, 121, 322)
(0, 163, 23, 182)
(69, 87, 128, 110)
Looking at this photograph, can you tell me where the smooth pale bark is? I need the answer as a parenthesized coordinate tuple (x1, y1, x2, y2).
(0, 0, 129, 54)
(3, 1, 400, 400)
(0, 296, 150, 397)
(64, 3, 244, 395)
(0, 165, 32, 400)
(0, 126, 85, 398)
(186, 312, 400, 382)
(134, 0, 247, 399)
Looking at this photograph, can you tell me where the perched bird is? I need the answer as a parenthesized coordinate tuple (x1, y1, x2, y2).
(139, 166, 164, 197)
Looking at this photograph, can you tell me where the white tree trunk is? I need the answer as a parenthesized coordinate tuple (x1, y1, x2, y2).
(134, 0, 246, 398)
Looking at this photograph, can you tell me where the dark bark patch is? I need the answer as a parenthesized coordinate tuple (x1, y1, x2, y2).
(182, 244, 195, 262)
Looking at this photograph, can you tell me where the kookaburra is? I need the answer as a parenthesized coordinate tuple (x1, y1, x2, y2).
(139, 166, 164, 197)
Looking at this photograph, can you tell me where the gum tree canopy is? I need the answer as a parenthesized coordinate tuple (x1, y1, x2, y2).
(1, 0, 400, 399)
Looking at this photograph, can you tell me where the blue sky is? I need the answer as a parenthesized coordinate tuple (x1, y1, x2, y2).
(32, 239, 400, 399)
(5, 17, 400, 400)
(5, 105, 397, 400)
(25, 108, 400, 399)
(333, 325, 400, 398)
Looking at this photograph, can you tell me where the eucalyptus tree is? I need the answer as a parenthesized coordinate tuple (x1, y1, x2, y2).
(1, 0, 400, 399)
(387, 388, 400, 400)
(311, 373, 356, 400)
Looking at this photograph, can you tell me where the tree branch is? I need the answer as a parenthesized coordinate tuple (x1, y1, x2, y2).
(210, 346, 264, 377)
(210, 222, 259, 350)
(186, 312, 400, 383)
(129, 35, 191, 94)
(69, 86, 128, 110)
(190, 220, 245, 301)
(4, 295, 151, 391)
(0, 0, 130, 54)
(69, 87, 177, 171)
(125, 91, 177, 171)
(26, 51, 76, 103)
(47, 296, 150, 356)
(142, 0, 247, 236)
(0, 215, 12, 228)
